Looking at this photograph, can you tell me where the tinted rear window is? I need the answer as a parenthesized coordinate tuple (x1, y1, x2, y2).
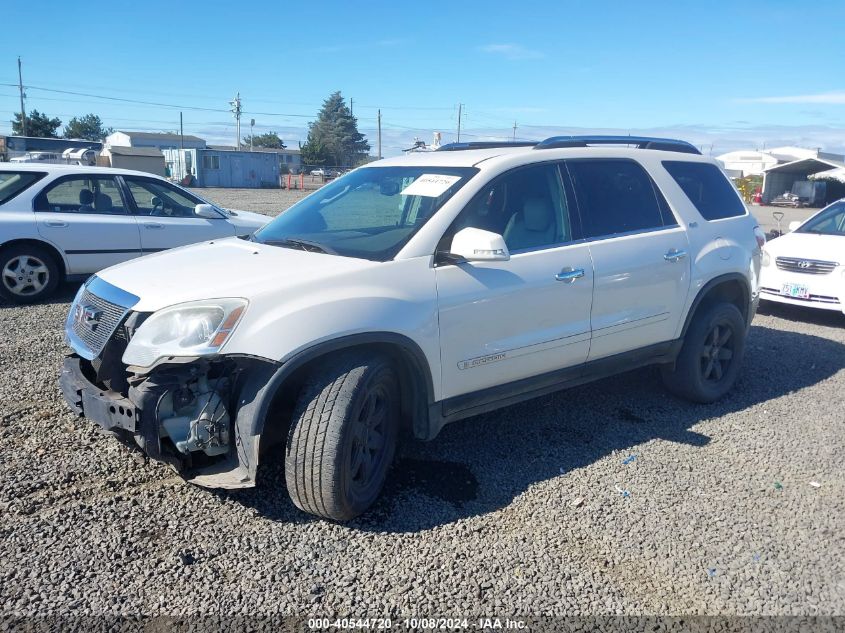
(567, 159, 668, 238)
(0, 171, 47, 205)
(662, 161, 746, 220)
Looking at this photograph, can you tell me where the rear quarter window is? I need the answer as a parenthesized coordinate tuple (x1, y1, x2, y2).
(0, 171, 47, 206)
(662, 161, 746, 220)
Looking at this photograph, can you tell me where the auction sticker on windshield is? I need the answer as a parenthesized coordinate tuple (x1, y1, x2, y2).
(401, 174, 462, 197)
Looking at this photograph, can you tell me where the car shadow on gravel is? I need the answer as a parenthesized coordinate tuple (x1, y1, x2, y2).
(225, 323, 845, 532)
(0, 281, 82, 310)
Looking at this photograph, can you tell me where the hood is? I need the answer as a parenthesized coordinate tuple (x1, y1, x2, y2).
(225, 209, 271, 232)
(96, 238, 378, 312)
(765, 231, 845, 263)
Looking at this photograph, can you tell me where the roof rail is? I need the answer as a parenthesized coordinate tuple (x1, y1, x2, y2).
(436, 141, 537, 152)
(533, 135, 701, 155)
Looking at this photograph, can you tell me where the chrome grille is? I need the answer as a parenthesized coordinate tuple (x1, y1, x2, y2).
(70, 288, 130, 358)
(775, 257, 838, 275)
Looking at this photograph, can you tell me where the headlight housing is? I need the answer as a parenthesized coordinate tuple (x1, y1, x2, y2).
(762, 249, 771, 267)
(122, 298, 247, 367)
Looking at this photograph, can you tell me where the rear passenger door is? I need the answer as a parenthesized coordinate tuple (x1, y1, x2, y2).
(34, 175, 142, 274)
(123, 177, 235, 252)
(565, 159, 691, 361)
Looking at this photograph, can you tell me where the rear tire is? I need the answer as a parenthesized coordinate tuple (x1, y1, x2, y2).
(0, 243, 60, 304)
(662, 302, 746, 403)
(284, 352, 400, 521)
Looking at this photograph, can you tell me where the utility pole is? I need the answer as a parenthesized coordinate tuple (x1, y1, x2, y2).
(512, 121, 517, 142)
(179, 112, 184, 150)
(349, 97, 353, 116)
(377, 109, 382, 160)
(17, 56, 26, 137)
(250, 118, 255, 151)
(456, 103, 463, 143)
(229, 92, 242, 150)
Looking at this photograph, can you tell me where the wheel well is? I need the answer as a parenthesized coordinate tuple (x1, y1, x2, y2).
(0, 239, 66, 279)
(261, 342, 431, 451)
(684, 277, 749, 336)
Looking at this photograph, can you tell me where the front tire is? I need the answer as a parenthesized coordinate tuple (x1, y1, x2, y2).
(0, 244, 60, 304)
(285, 352, 400, 521)
(662, 302, 746, 403)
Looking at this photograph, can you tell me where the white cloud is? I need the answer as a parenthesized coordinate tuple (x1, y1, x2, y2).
(738, 91, 845, 105)
(479, 43, 545, 60)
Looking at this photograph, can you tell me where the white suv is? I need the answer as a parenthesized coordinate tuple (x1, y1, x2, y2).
(0, 164, 269, 303)
(59, 136, 764, 520)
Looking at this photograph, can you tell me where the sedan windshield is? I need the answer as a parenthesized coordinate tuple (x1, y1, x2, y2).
(253, 166, 477, 260)
(797, 201, 845, 236)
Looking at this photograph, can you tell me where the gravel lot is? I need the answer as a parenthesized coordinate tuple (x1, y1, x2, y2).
(1, 189, 843, 620)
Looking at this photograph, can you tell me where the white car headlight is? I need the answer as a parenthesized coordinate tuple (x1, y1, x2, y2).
(122, 298, 247, 367)
(762, 249, 771, 267)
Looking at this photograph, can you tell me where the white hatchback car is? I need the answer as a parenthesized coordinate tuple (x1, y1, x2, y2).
(760, 200, 845, 315)
(0, 164, 270, 303)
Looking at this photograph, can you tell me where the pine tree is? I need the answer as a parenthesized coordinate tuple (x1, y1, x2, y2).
(301, 91, 369, 167)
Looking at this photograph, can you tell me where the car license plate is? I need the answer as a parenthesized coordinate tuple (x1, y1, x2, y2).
(782, 283, 810, 299)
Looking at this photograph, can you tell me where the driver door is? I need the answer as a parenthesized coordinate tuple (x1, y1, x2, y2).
(122, 176, 235, 252)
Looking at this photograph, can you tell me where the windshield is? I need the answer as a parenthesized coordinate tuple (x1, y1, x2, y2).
(797, 201, 845, 236)
(253, 166, 477, 260)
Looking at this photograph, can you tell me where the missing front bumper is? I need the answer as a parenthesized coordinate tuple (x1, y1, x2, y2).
(59, 355, 271, 489)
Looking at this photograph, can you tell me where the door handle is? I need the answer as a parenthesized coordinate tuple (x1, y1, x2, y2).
(144, 223, 164, 229)
(44, 220, 68, 228)
(555, 267, 585, 283)
(664, 248, 687, 262)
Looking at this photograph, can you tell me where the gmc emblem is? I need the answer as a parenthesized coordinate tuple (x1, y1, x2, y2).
(76, 304, 102, 331)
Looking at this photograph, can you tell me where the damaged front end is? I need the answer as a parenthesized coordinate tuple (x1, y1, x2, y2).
(60, 278, 279, 488)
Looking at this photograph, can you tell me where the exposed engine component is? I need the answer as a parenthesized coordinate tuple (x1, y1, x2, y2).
(158, 375, 230, 457)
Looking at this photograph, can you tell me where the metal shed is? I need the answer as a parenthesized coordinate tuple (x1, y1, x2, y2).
(101, 146, 166, 176)
(762, 157, 845, 205)
(162, 148, 281, 188)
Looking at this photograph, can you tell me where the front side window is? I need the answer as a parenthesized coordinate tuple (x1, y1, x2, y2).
(441, 163, 572, 253)
(34, 176, 126, 214)
(797, 202, 845, 236)
(662, 161, 746, 220)
(254, 166, 477, 261)
(567, 159, 667, 239)
(0, 171, 46, 205)
(125, 178, 207, 217)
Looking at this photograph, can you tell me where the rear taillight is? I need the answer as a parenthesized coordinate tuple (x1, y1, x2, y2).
(753, 225, 766, 249)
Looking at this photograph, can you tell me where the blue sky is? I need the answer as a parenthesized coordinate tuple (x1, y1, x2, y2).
(3, 0, 845, 156)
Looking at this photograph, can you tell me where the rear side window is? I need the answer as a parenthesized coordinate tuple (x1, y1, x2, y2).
(662, 161, 746, 220)
(567, 159, 667, 239)
(0, 171, 46, 205)
(34, 176, 127, 215)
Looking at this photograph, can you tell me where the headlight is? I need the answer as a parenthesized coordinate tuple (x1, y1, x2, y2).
(122, 298, 247, 367)
(762, 250, 771, 267)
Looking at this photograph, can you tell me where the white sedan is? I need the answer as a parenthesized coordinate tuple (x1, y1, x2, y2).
(759, 199, 845, 314)
(0, 164, 271, 303)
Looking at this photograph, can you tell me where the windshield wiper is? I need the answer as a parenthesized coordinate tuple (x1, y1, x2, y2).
(262, 237, 336, 254)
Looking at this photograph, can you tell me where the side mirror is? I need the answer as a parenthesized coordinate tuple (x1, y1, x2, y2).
(788, 221, 802, 232)
(195, 203, 222, 219)
(450, 227, 510, 262)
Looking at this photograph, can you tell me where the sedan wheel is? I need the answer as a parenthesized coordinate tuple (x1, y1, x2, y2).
(0, 245, 60, 304)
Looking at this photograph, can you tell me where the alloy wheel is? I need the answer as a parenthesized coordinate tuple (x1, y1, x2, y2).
(700, 321, 735, 383)
(2, 255, 50, 297)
